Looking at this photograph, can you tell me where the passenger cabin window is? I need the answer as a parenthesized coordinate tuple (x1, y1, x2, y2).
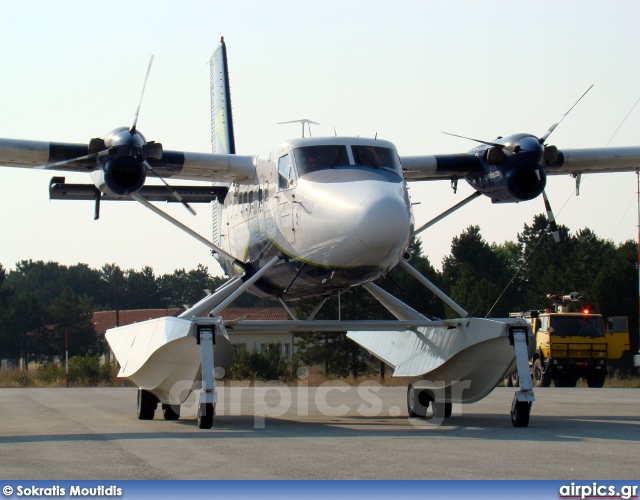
(293, 146, 350, 175)
(352, 145, 400, 175)
(278, 155, 294, 190)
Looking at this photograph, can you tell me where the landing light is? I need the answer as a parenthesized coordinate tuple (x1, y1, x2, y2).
(582, 308, 590, 314)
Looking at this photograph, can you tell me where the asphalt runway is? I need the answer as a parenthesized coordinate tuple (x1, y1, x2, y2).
(0, 386, 638, 479)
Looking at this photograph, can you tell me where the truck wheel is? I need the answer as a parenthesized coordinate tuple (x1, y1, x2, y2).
(532, 359, 543, 387)
(587, 369, 606, 388)
(554, 374, 572, 387)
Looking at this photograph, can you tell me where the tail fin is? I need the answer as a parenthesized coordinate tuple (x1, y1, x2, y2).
(210, 37, 236, 154)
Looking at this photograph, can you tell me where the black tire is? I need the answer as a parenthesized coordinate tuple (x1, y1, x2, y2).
(162, 404, 180, 420)
(433, 401, 452, 419)
(510, 372, 519, 387)
(406, 384, 430, 418)
(511, 401, 531, 427)
(503, 376, 513, 387)
(553, 375, 564, 387)
(587, 369, 606, 388)
(564, 375, 577, 388)
(137, 389, 157, 420)
(532, 359, 545, 387)
(197, 402, 214, 429)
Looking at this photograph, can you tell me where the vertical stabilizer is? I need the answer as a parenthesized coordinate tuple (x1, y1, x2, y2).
(210, 37, 236, 154)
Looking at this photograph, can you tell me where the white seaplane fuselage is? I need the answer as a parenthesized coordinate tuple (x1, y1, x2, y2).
(216, 136, 415, 299)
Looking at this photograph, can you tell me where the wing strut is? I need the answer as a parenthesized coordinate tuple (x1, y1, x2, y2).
(179, 256, 281, 319)
(413, 192, 482, 237)
(131, 193, 243, 265)
(399, 259, 469, 318)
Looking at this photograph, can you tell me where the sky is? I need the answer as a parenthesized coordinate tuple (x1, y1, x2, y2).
(1, 0, 639, 277)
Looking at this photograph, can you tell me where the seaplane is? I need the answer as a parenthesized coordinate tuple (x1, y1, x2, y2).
(1, 38, 639, 428)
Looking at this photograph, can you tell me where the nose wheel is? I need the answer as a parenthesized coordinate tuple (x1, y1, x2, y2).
(197, 402, 215, 429)
(511, 400, 532, 427)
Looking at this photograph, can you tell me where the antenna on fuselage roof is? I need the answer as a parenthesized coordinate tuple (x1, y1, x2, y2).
(277, 119, 319, 138)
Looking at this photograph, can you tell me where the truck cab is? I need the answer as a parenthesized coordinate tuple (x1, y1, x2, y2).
(523, 310, 630, 387)
(510, 300, 630, 387)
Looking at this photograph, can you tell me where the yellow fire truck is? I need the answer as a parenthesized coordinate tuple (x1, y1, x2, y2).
(509, 293, 630, 388)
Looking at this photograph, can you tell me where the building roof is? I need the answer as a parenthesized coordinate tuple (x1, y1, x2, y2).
(92, 307, 289, 333)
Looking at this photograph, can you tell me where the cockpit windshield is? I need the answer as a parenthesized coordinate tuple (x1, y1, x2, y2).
(352, 145, 400, 174)
(293, 146, 350, 175)
(293, 144, 400, 176)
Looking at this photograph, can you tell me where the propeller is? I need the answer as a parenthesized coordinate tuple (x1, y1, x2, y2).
(144, 160, 196, 215)
(36, 56, 196, 216)
(443, 86, 594, 243)
(535, 85, 593, 243)
(130, 56, 154, 134)
(542, 190, 561, 243)
(539, 85, 593, 144)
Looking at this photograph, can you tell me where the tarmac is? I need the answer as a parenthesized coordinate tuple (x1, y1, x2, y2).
(0, 386, 638, 479)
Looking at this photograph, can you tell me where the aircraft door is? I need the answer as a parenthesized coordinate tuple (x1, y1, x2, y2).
(276, 154, 296, 243)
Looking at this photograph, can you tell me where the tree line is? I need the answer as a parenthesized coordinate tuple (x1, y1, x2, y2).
(0, 261, 271, 364)
(1, 214, 637, 373)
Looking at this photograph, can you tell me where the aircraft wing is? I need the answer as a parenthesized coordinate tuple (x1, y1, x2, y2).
(401, 146, 640, 181)
(0, 137, 256, 183)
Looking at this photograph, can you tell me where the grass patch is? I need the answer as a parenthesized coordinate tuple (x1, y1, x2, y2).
(1, 361, 637, 389)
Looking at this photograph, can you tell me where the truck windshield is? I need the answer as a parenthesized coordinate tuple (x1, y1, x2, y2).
(550, 316, 604, 337)
(293, 146, 350, 175)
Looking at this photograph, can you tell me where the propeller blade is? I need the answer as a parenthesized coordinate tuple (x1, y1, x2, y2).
(442, 132, 506, 149)
(35, 148, 110, 170)
(542, 190, 561, 243)
(144, 161, 196, 215)
(539, 84, 593, 144)
(130, 55, 154, 134)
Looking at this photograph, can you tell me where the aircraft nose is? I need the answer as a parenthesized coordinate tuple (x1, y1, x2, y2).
(353, 191, 411, 252)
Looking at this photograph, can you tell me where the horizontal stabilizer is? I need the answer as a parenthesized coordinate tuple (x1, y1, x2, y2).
(49, 177, 228, 203)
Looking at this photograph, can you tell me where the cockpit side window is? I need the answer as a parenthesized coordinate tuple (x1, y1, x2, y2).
(278, 154, 293, 190)
(352, 145, 400, 175)
(293, 146, 350, 175)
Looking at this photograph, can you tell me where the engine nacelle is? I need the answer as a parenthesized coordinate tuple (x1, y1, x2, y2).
(503, 163, 546, 202)
(465, 163, 546, 203)
(90, 156, 147, 197)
